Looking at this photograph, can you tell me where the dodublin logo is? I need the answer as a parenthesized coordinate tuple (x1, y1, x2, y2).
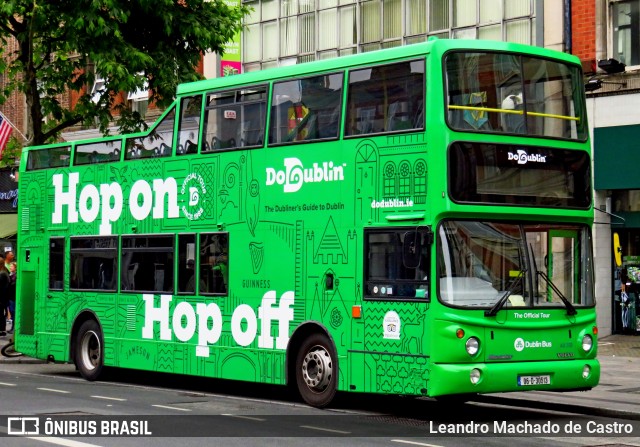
(507, 149, 547, 165)
(181, 173, 207, 221)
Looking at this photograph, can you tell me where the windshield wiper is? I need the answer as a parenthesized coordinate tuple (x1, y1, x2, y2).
(527, 242, 577, 315)
(485, 273, 525, 317)
(535, 270, 577, 316)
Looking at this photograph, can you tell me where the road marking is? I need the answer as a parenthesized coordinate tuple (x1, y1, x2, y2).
(300, 425, 350, 434)
(222, 414, 266, 421)
(37, 388, 70, 394)
(27, 437, 102, 447)
(151, 404, 191, 412)
(391, 440, 444, 447)
(90, 395, 127, 402)
(0, 381, 16, 386)
(1, 367, 373, 416)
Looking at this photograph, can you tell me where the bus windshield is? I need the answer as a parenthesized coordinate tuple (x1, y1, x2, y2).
(445, 51, 587, 140)
(438, 221, 594, 311)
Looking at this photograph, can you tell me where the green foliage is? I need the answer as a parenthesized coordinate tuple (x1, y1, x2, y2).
(0, 136, 22, 167)
(0, 0, 250, 146)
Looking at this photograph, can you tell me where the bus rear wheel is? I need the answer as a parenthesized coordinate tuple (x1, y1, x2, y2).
(295, 333, 337, 408)
(75, 320, 104, 381)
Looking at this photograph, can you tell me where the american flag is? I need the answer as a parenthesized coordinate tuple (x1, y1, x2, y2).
(0, 113, 12, 159)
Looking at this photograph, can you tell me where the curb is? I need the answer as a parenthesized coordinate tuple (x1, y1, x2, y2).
(0, 337, 45, 364)
(0, 356, 45, 364)
(474, 394, 640, 420)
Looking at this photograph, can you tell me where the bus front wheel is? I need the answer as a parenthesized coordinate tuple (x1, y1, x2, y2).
(295, 333, 337, 408)
(75, 320, 104, 381)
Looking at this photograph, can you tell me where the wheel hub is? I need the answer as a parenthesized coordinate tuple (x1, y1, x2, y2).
(80, 330, 101, 371)
(301, 345, 332, 391)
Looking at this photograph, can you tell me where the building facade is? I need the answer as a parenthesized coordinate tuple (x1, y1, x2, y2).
(242, 0, 548, 71)
(581, 0, 640, 336)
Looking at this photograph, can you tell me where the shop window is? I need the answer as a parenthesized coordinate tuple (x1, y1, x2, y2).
(613, 190, 640, 212)
(612, 0, 640, 67)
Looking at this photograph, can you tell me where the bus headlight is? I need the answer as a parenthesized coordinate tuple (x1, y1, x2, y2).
(470, 368, 482, 384)
(581, 334, 593, 352)
(465, 337, 480, 356)
(582, 365, 591, 379)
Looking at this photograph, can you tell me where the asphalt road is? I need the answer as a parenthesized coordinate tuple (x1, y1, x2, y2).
(0, 355, 639, 447)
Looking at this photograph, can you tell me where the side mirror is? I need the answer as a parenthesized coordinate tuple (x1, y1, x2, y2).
(403, 231, 422, 269)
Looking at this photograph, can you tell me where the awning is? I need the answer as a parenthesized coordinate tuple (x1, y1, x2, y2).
(0, 213, 18, 239)
(594, 124, 640, 190)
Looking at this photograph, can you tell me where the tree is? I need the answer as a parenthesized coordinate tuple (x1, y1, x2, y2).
(0, 0, 249, 146)
(0, 136, 21, 167)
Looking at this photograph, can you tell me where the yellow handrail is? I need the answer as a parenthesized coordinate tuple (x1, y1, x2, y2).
(448, 104, 580, 122)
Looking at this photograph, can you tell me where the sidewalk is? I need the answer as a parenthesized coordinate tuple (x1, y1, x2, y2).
(0, 333, 639, 418)
(0, 332, 44, 364)
(598, 333, 640, 357)
(476, 334, 640, 419)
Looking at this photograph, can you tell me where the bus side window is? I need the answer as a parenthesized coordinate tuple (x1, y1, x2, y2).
(74, 141, 122, 165)
(121, 235, 173, 293)
(203, 86, 267, 152)
(69, 237, 117, 291)
(177, 234, 196, 294)
(269, 73, 343, 144)
(177, 95, 202, 156)
(125, 107, 176, 160)
(200, 233, 229, 295)
(346, 59, 424, 137)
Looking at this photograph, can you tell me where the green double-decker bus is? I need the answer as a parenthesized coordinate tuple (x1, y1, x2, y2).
(15, 38, 598, 408)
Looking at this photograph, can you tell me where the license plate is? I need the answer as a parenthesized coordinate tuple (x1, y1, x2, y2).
(517, 375, 551, 386)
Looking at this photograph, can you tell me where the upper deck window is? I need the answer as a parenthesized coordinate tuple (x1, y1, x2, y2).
(202, 86, 267, 151)
(125, 107, 176, 159)
(269, 73, 343, 144)
(26, 146, 71, 170)
(74, 140, 122, 165)
(176, 95, 203, 155)
(345, 60, 424, 136)
(445, 52, 587, 141)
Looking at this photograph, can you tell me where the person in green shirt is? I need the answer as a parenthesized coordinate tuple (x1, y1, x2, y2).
(211, 252, 228, 293)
